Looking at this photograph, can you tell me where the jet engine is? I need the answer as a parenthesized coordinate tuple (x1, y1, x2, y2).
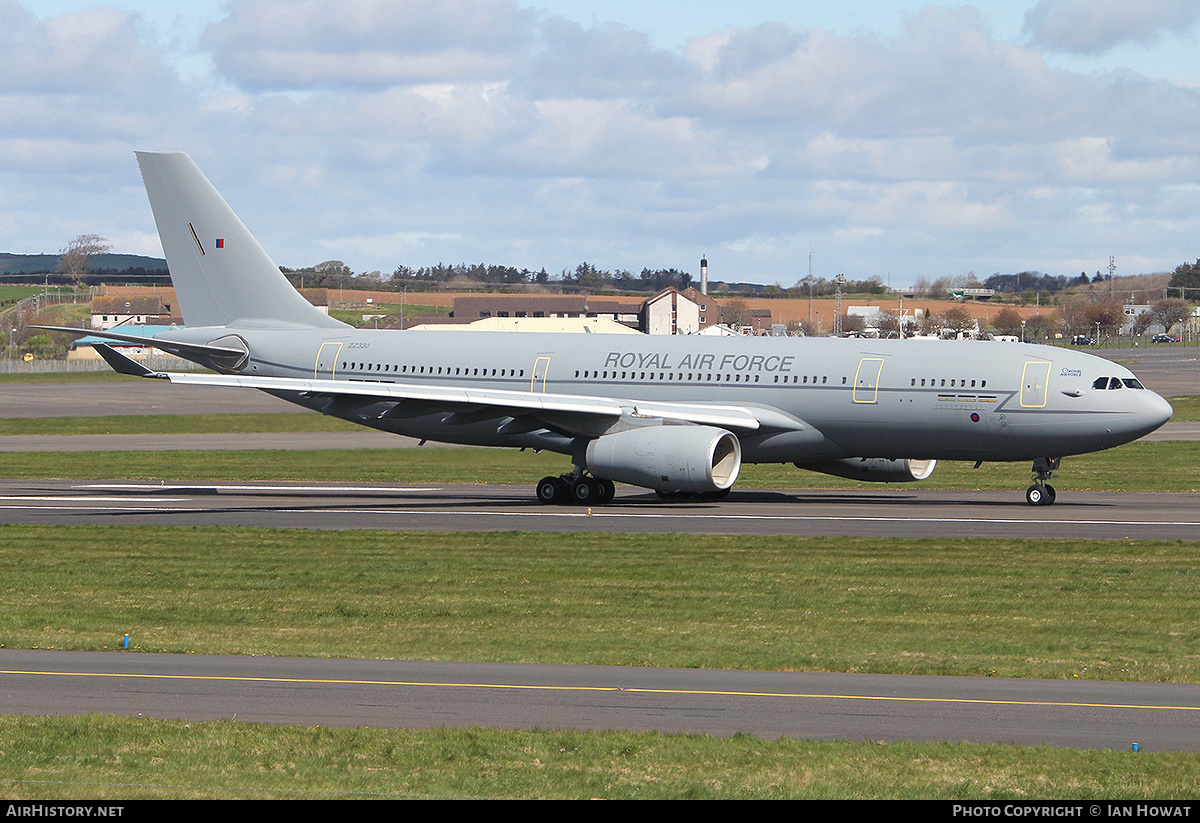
(797, 457, 937, 483)
(585, 425, 741, 494)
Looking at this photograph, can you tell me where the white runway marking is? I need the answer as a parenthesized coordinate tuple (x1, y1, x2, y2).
(272, 508, 1200, 529)
(76, 484, 444, 493)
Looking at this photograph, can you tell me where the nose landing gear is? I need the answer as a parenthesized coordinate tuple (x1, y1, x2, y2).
(1026, 457, 1060, 506)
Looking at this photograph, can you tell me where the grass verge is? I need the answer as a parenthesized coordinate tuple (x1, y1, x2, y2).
(2, 526, 1198, 680)
(0, 412, 362, 436)
(1, 715, 1196, 800)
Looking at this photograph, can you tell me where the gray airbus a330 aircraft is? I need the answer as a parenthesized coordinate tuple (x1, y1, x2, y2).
(43, 152, 1173, 506)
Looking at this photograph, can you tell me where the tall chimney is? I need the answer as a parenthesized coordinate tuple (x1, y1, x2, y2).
(700, 256, 708, 295)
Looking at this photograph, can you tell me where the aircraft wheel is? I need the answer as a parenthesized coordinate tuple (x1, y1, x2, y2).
(1025, 484, 1054, 506)
(571, 477, 600, 505)
(536, 476, 567, 505)
(597, 479, 615, 504)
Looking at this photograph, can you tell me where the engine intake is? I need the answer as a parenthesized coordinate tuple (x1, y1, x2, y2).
(585, 426, 741, 494)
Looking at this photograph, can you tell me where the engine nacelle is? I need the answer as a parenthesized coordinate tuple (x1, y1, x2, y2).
(585, 426, 741, 494)
(797, 457, 937, 483)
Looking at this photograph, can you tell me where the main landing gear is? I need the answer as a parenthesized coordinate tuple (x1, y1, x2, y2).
(1025, 457, 1060, 506)
(536, 472, 616, 505)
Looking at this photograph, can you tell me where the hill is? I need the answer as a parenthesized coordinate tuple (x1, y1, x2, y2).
(0, 252, 168, 277)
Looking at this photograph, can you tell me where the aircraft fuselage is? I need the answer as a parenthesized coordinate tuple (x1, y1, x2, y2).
(160, 325, 1173, 466)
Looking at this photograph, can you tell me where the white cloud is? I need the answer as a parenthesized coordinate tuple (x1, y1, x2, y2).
(0, 4, 164, 93)
(3, 0, 1200, 286)
(202, 0, 538, 88)
(1023, 0, 1200, 55)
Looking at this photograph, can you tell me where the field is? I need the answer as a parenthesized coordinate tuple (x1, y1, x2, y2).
(0, 378, 1198, 799)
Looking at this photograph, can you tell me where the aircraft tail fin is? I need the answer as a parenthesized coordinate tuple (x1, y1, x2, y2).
(136, 151, 346, 331)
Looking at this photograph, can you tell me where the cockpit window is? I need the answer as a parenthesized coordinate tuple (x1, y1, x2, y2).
(1094, 376, 1140, 390)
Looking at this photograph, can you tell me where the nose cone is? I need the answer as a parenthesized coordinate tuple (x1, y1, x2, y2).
(1146, 392, 1174, 431)
(1134, 391, 1174, 439)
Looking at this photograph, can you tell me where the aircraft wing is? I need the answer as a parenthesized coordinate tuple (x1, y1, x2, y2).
(87, 344, 800, 435)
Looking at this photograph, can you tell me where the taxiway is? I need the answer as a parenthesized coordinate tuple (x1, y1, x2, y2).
(3, 649, 1199, 752)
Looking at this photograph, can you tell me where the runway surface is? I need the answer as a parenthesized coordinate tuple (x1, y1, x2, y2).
(3, 648, 1199, 752)
(1, 478, 1199, 539)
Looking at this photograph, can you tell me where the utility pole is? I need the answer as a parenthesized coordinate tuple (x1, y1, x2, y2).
(834, 273, 845, 336)
(807, 247, 813, 325)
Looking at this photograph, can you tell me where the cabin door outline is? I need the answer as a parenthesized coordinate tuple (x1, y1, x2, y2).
(531, 356, 551, 392)
(315, 342, 343, 379)
(853, 357, 885, 404)
(1020, 360, 1052, 408)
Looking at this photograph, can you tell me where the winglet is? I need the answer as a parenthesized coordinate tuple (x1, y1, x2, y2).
(92, 343, 167, 379)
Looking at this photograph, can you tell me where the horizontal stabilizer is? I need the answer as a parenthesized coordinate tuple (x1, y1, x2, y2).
(91, 343, 166, 378)
(33, 325, 248, 371)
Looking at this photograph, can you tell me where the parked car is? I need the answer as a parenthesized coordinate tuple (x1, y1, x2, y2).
(1151, 334, 1180, 343)
(1071, 335, 1094, 345)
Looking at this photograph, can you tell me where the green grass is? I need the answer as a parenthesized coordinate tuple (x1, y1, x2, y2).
(2, 526, 1198, 681)
(1166, 395, 1200, 421)
(0, 370, 165, 384)
(330, 302, 451, 327)
(0, 412, 362, 436)
(1, 716, 1196, 800)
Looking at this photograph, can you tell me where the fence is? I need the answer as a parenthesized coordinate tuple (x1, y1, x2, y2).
(0, 355, 196, 375)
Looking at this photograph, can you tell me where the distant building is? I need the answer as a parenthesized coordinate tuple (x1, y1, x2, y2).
(297, 289, 331, 314)
(452, 294, 643, 329)
(90, 296, 175, 329)
(680, 287, 721, 332)
(451, 289, 722, 334)
(641, 288, 714, 334)
(1122, 305, 1155, 336)
(90, 288, 327, 329)
(409, 316, 640, 334)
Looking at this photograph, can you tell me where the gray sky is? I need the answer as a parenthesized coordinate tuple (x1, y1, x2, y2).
(5, 1, 1200, 288)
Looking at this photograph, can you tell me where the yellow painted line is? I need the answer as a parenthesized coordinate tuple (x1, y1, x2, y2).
(2, 669, 1198, 713)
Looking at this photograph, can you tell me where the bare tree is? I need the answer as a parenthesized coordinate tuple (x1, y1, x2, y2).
(720, 298, 753, 328)
(1150, 298, 1193, 335)
(1082, 299, 1125, 338)
(992, 307, 1024, 336)
(57, 234, 111, 286)
(938, 305, 977, 335)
